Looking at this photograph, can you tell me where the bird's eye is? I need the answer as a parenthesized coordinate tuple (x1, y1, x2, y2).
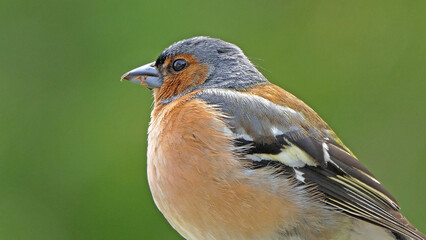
(172, 59, 188, 72)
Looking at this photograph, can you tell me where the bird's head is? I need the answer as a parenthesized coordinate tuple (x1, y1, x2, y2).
(121, 37, 268, 103)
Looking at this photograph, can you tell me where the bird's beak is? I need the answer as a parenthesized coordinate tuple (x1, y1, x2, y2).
(120, 62, 163, 88)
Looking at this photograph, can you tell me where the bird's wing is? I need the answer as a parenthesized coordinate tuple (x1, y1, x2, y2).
(196, 86, 424, 240)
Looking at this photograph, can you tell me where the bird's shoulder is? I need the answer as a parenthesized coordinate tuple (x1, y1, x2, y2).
(192, 83, 424, 240)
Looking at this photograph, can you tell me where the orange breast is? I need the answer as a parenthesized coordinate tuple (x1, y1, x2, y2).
(146, 95, 301, 239)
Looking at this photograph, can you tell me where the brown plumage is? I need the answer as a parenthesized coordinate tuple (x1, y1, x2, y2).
(122, 36, 425, 240)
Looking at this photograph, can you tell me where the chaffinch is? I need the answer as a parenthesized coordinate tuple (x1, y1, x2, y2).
(121, 37, 424, 240)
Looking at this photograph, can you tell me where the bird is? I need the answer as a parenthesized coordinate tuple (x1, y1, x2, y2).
(121, 37, 425, 240)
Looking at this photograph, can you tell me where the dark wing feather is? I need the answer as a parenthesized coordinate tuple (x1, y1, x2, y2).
(196, 88, 425, 240)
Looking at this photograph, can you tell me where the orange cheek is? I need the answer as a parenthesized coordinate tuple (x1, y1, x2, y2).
(156, 55, 209, 102)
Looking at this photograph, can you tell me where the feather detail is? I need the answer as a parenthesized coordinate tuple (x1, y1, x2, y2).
(196, 86, 425, 240)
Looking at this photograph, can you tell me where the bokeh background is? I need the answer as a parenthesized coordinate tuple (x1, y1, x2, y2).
(1, 0, 424, 239)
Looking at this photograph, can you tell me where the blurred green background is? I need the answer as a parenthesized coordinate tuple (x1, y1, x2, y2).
(0, 0, 424, 239)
